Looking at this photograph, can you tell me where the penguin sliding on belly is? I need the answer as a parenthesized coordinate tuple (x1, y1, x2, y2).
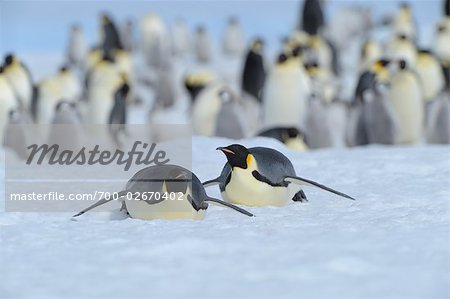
(73, 165, 253, 220)
(204, 144, 355, 207)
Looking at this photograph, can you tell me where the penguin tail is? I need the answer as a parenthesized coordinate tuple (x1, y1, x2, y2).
(284, 176, 356, 200)
(72, 190, 128, 218)
(202, 178, 221, 187)
(204, 197, 254, 217)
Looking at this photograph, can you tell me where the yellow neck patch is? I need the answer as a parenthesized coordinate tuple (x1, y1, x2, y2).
(246, 154, 253, 167)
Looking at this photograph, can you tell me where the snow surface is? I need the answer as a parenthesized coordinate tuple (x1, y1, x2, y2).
(1, 138, 449, 299)
(1, 1, 449, 298)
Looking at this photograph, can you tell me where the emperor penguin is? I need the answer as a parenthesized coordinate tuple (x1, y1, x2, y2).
(191, 83, 246, 138)
(391, 2, 417, 41)
(415, 50, 445, 103)
(222, 17, 245, 57)
(214, 89, 246, 139)
(171, 18, 191, 57)
(262, 50, 311, 129)
(300, 0, 324, 35)
(389, 60, 424, 144)
(194, 26, 212, 64)
(100, 13, 123, 56)
(348, 59, 399, 146)
(257, 127, 308, 151)
(86, 54, 124, 124)
(304, 94, 334, 149)
(153, 61, 177, 109)
(303, 62, 340, 148)
(140, 13, 170, 69)
(2, 54, 33, 109)
(66, 24, 88, 69)
(34, 67, 81, 124)
(57, 67, 82, 102)
(73, 165, 253, 220)
(34, 75, 63, 124)
(434, 14, 450, 62)
(386, 34, 417, 68)
(204, 144, 355, 207)
(241, 38, 266, 102)
(184, 70, 217, 102)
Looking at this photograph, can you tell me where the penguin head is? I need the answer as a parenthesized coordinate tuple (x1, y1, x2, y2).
(304, 61, 320, 76)
(4, 54, 16, 66)
(372, 59, 391, 78)
(396, 33, 409, 41)
(217, 144, 252, 169)
(184, 71, 216, 102)
(251, 38, 264, 53)
(165, 168, 191, 194)
(277, 53, 289, 64)
(101, 14, 112, 25)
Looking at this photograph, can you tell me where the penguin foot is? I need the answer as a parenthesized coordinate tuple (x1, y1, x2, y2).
(292, 190, 308, 203)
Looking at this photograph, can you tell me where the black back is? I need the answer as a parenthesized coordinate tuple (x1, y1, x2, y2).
(242, 50, 265, 101)
(301, 0, 324, 35)
(102, 17, 123, 55)
(218, 147, 296, 191)
(125, 165, 206, 211)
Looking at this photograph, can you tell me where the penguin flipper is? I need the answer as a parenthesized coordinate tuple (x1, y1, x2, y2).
(284, 176, 356, 200)
(204, 197, 254, 217)
(202, 178, 221, 187)
(72, 190, 127, 217)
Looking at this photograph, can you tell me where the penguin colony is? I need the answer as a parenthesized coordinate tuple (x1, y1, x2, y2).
(2, 1, 448, 152)
(1, 1, 448, 220)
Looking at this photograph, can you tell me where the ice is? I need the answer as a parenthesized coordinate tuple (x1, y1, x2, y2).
(1, 139, 449, 299)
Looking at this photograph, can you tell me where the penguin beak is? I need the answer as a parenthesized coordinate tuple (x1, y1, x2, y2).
(216, 147, 235, 155)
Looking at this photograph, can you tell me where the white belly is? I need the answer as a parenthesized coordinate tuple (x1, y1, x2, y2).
(124, 192, 205, 220)
(263, 67, 310, 128)
(223, 168, 292, 206)
(389, 73, 424, 144)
